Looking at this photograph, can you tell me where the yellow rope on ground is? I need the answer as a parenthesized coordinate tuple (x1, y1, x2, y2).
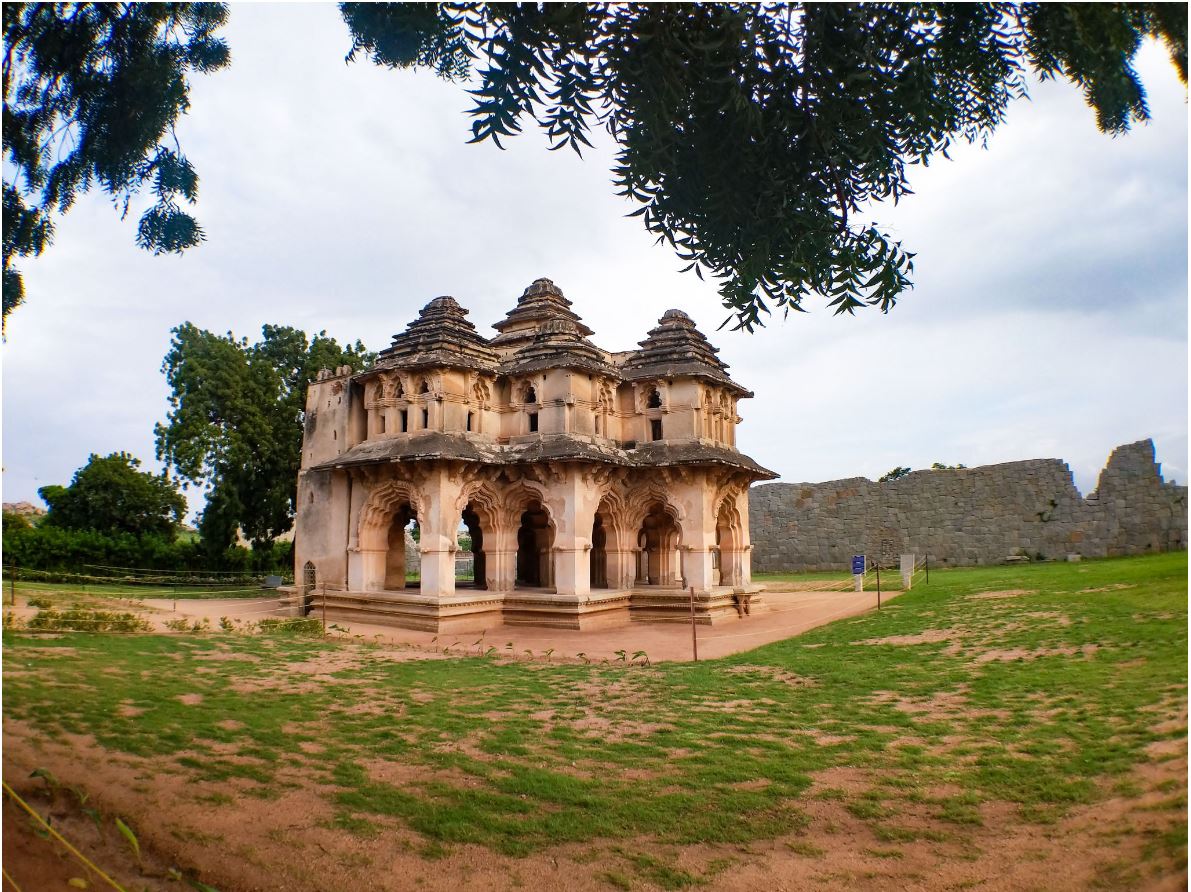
(2, 782, 128, 892)
(2, 866, 23, 892)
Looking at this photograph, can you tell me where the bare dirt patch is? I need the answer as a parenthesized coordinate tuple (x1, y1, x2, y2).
(1077, 584, 1137, 593)
(971, 643, 1101, 664)
(724, 665, 817, 686)
(967, 589, 1037, 601)
(855, 628, 962, 646)
(177, 693, 203, 706)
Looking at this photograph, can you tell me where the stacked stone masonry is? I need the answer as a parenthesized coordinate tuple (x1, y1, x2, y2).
(749, 440, 1187, 572)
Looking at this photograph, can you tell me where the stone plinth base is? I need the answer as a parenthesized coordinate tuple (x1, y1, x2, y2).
(277, 585, 764, 633)
(503, 589, 632, 630)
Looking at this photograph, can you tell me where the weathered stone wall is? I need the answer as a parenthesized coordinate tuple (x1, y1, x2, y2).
(750, 440, 1188, 571)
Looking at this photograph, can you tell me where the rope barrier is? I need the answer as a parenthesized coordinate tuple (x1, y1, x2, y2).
(2, 867, 22, 892)
(12, 583, 273, 598)
(6, 567, 284, 588)
(84, 563, 266, 576)
(2, 782, 128, 892)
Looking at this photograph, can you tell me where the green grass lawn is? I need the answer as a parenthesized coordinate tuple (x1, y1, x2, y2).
(3, 553, 1186, 881)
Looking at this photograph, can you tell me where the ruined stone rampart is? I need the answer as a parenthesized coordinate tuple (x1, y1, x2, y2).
(749, 440, 1187, 571)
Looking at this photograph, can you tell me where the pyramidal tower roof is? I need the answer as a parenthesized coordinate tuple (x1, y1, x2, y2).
(622, 309, 750, 394)
(491, 278, 595, 353)
(375, 296, 500, 372)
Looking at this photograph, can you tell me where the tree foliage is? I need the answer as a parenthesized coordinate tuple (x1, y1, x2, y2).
(38, 451, 186, 539)
(155, 323, 373, 553)
(879, 466, 913, 482)
(2, 3, 230, 326)
(341, 2, 1187, 329)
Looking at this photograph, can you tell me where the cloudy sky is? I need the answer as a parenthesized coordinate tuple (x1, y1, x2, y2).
(4, 4, 1187, 520)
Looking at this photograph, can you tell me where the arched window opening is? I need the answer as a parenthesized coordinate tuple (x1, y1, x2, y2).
(460, 505, 486, 590)
(525, 385, 537, 404)
(384, 508, 419, 590)
(590, 514, 609, 589)
(647, 387, 662, 409)
(302, 561, 317, 616)
(419, 380, 430, 394)
(636, 503, 681, 587)
(515, 502, 553, 590)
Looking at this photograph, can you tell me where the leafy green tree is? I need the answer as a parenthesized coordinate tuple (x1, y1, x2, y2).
(155, 323, 373, 554)
(2, 3, 231, 326)
(38, 452, 186, 539)
(879, 466, 913, 482)
(931, 462, 968, 470)
(340, 3, 1186, 328)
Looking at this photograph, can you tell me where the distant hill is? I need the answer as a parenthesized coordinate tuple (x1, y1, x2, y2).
(3, 501, 47, 520)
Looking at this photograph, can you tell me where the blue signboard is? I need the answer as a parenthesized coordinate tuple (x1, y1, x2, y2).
(851, 555, 866, 575)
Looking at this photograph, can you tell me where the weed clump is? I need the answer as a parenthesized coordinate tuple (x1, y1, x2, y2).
(258, 617, 322, 636)
(27, 606, 150, 633)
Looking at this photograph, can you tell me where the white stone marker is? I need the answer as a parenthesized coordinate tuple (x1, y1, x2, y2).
(900, 553, 916, 590)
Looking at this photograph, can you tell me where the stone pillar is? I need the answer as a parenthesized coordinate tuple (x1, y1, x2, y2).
(358, 548, 387, 591)
(545, 466, 601, 597)
(416, 466, 465, 598)
(675, 476, 717, 594)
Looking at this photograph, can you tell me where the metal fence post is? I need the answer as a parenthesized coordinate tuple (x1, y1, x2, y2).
(875, 561, 882, 610)
(321, 583, 327, 635)
(689, 586, 698, 662)
(925, 554, 930, 584)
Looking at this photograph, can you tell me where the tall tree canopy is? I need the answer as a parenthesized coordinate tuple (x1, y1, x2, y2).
(155, 324, 373, 553)
(3, 4, 1184, 331)
(2, 3, 230, 326)
(39, 451, 186, 539)
(341, 2, 1187, 329)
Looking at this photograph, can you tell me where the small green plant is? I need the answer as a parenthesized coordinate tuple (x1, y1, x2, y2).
(115, 816, 142, 869)
(27, 596, 52, 608)
(218, 616, 234, 632)
(164, 617, 191, 632)
(614, 649, 627, 663)
(576, 652, 590, 664)
(632, 650, 650, 667)
(29, 767, 59, 789)
(542, 648, 554, 663)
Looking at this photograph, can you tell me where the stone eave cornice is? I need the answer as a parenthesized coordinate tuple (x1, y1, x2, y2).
(313, 432, 775, 480)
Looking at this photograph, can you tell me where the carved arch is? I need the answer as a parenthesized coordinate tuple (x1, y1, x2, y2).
(357, 479, 424, 551)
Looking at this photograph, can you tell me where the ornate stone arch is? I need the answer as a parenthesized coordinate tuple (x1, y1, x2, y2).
(357, 479, 424, 551)
(623, 479, 685, 533)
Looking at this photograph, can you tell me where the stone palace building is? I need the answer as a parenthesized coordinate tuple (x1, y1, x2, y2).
(287, 278, 774, 632)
